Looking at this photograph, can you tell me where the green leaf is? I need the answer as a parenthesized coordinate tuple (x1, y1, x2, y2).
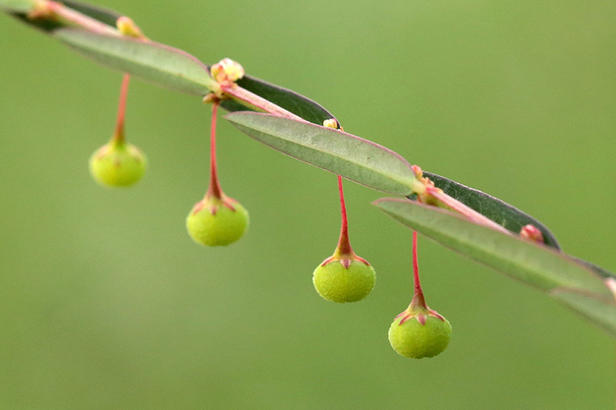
(53, 28, 214, 95)
(220, 75, 338, 126)
(374, 198, 615, 334)
(550, 288, 616, 337)
(423, 171, 561, 249)
(374, 198, 610, 293)
(225, 112, 417, 195)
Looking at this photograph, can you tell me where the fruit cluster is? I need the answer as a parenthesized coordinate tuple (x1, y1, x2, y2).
(89, 56, 451, 359)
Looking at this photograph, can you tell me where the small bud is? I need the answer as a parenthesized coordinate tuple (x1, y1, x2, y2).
(410, 165, 439, 205)
(210, 58, 245, 84)
(312, 257, 375, 303)
(388, 308, 452, 359)
(116, 16, 145, 39)
(186, 194, 249, 247)
(89, 140, 146, 187)
(520, 224, 544, 243)
(28, 0, 55, 19)
(322, 118, 339, 129)
(411, 165, 423, 180)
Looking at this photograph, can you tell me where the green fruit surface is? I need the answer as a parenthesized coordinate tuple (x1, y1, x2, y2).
(312, 260, 376, 303)
(186, 199, 249, 247)
(388, 314, 452, 359)
(89, 142, 146, 187)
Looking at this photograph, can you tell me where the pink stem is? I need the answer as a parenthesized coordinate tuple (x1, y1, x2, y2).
(113, 73, 131, 143)
(335, 175, 353, 255)
(207, 102, 223, 199)
(220, 85, 304, 121)
(410, 231, 427, 309)
(43, 1, 120, 36)
(426, 186, 511, 235)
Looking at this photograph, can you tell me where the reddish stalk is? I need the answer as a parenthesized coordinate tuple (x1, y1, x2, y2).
(112, 74, 131, 143)
(335, 175, 353, 255)
(322, 175, 368, 267)
(206, 102, 223, 199)
(410, 231, 427, 309)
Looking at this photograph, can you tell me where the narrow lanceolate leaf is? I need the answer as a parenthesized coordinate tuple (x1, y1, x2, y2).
(53, 28, 215, 95)
(220, 75, 337, 126)
(550, 288, 616, 337)
(374, 198, 610, 293)
(423, 172, 561, 249)
(374, 198, 615, 335)
(226, 112, 417, 195)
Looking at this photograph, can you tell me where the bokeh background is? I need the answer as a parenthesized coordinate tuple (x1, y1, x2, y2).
(1, 0, 615, 409)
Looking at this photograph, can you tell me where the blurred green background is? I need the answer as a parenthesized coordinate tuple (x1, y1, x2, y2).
(1, 0, 615, 409)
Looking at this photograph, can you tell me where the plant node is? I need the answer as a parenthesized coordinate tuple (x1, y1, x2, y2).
(411, 166, 512, 235)
(211, 58, 245, 85)
(27, 0, 55, 19)
(203, 93, 225, 104)
(411, 165, 439, 205)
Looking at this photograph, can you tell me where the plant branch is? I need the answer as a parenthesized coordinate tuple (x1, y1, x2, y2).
(221, 84, 304, 121)
(30, 0, 119, 36)
(426, 186, 511, 235)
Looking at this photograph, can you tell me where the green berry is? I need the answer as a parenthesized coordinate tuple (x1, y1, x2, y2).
(89, 141, 146, 187)
(312, 259, 376, 303)
(388, 311, 452, 359)
(186, 195, 249, 246)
